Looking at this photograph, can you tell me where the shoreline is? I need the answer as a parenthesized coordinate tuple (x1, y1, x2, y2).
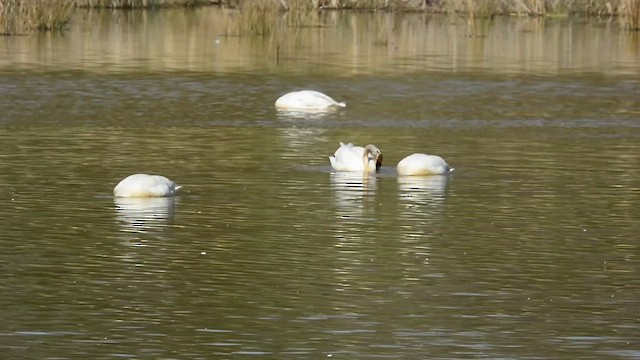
(1, 0, 639, 35)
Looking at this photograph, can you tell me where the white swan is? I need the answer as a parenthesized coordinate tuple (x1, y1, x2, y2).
(397, 153, 453, 176)
(275, 90, 346, 111)
(329, 142, 383, 172)
(113, 174, 182, 198)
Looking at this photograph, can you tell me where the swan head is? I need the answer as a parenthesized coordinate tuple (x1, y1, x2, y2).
(363, 144, 383, 172)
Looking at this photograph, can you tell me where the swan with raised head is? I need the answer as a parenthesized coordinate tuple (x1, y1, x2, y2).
(275, 90, 346, 111)
(113, 174, 182, 198)
(397, 153, 453, 176)
(329, 142, 383, 172)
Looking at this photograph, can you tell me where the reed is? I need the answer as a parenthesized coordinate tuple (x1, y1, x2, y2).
(23, 0, 75, 30)
(622, 0, 640, 30)
(0, 0, 18, 34)
(228, 0, 323, 36)
(435, 0, 548, 17)
(75, 0, 209, 8)
(220, 0, 640, 35)
(235, 0, 282, 35)
(339, 0, 407, 11)
(0, 0, 74, 34)
(275, 0, 632, 17)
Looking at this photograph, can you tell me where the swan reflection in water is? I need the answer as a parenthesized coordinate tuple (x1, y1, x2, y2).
(113, 197, 179, 269)
(329, 171, 378, 285)
(397, 175, 448, 207)
(276, 108, 341, 122)
(114, 196, 177, 234)
(330, 171, 379, 219)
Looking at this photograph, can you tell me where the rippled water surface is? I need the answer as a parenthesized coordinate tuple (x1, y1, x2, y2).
(0, 8, 639, 359)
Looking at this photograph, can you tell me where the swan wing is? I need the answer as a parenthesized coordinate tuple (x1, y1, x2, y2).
(295, 90, 343, 107)
(397, 154, 451, 175)
(329, 143, 365, 171)
(275, 90, 345, 110)
(114, 174, 180, 198)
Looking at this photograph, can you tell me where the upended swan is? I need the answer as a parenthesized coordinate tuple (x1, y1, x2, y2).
(329, 142, 383, 172)
(275, 90, 346, 111)
(397, 153, 453, 176)
(113, 174, 182, 198)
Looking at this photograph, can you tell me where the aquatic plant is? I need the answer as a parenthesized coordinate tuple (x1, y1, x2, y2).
(0, 0, 74, 34)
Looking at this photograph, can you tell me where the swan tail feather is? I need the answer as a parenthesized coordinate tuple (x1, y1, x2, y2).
(335, 102, 346, 107)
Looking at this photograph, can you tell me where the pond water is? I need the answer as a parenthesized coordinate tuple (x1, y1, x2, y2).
(0, 7, 639, 359)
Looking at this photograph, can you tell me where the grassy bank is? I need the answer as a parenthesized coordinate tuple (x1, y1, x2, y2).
(622, 0, 640, 29)
(0, 0, 208, 34)
(223, 0, 640, 19)
(1, 0, 639, 35)
(74, 0, 210, 8)
(0, 0, 74, 34)
(226, 0, 640, 33)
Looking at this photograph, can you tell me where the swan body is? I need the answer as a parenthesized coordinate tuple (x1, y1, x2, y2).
(329, 142, 383, 172)
(275, 90, 346, 111)
(113, 174, 182, 198)
(397, 153, 453, 176)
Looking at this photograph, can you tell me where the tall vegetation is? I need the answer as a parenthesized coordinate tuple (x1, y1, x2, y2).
(221, 0, 638, 17)
(225, 0, 640, 35)
(1, 0, 639, 35)
(74, 0, 209, 8)
(622, 0, 640, 30)
(228, 0, 319, 35)
(0, 0, 74, 34)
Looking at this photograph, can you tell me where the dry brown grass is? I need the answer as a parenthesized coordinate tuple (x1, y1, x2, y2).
(219, 0, 640, 35)
(0, 0, 74, 34)
(227, 0, 323, 36)
(220, 0, 635, 17)
(2, 0, 639, 36)
(233, 0, 282, 35)
(621, 0, 640, 30)
(75, 0, 208, 8)
(0, 0, 19, 34)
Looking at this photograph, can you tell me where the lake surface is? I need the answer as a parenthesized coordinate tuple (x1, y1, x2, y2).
(0, 7, 639, 359)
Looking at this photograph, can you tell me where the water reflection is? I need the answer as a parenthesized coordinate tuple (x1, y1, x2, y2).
(330, 171, 378, 219)
(113, 196, 177, 235)
(397, 175, 448, 206)
(2, 9, 640, 359)
(2, 9, 639, 75)
(276, 108, 341, 121)
(279, 127, 329, 164)
(397, 175, 449, 240)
